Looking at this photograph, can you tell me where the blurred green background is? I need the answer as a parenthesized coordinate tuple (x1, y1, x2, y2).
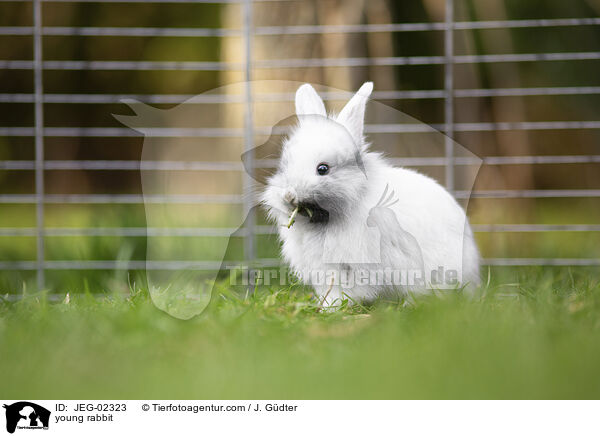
(0, 0, 599, 293)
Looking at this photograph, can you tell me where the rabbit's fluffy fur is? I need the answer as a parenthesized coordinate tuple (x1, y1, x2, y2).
(262, 82, 480, 307)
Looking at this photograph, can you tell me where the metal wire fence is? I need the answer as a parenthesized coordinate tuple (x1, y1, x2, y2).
(0, 0, 599, 293)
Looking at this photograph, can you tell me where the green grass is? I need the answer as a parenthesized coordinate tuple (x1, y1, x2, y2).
(1, 266, 599, 399)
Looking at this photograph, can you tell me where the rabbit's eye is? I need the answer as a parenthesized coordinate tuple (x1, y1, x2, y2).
(316, 163, 330, 176)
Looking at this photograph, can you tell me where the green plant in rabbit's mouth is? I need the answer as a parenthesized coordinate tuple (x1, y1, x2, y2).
(287, 205, 313, 228)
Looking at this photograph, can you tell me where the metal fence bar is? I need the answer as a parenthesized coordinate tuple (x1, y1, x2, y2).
(483, 258, 600, 266)
(2, 190, 600, 204)
(472, 224, 600, 232)
(4, 86, 600, 104)
(367, 121, 600, 132)
(0, 91, 448, 103)
(0, 93, 246, 103)
(2, 155, 600, 171)
(4, 121, 600, 138)
(454, 18, 600, 29)
(455, 86, 600, 97)
(0, 161, 242, 170)
(0, 224, 598, 238)
(242, 0, 256, 265)
(257, 18, 600, 34)
(444, 0, 454, 191)
(0, 226, 277, 237)
(0, 26, 242, 37)
(4, 51, 600, 71)
(477, 155, 600, 165)
(450, 121, 600, 131)
(0, 194, 244, 203)
(259, 52, 600, 67)
(0, 258, 598, 270)
(4, 17, 600, 37)
(33, 0, 45, 289)
(455, 189, 600, 199)
(0, 259, 283, 270)
(0, 60, 238, 71)
(0, 0, 289, 3)
(389, 156, 600, 166)
(45, 27, 241, 37)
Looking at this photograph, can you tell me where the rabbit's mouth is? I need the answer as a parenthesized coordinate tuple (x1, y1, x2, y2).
(298, 201, 329, 224)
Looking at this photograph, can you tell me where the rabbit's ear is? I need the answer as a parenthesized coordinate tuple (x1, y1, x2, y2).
(295, 84, 326, 117)
(336, 82, 373, 146)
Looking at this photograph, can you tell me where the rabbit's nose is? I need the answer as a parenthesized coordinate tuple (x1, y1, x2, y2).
(284, 189, 297, 206)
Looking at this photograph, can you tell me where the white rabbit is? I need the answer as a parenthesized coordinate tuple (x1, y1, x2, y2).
(261, 82, 480, 307)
